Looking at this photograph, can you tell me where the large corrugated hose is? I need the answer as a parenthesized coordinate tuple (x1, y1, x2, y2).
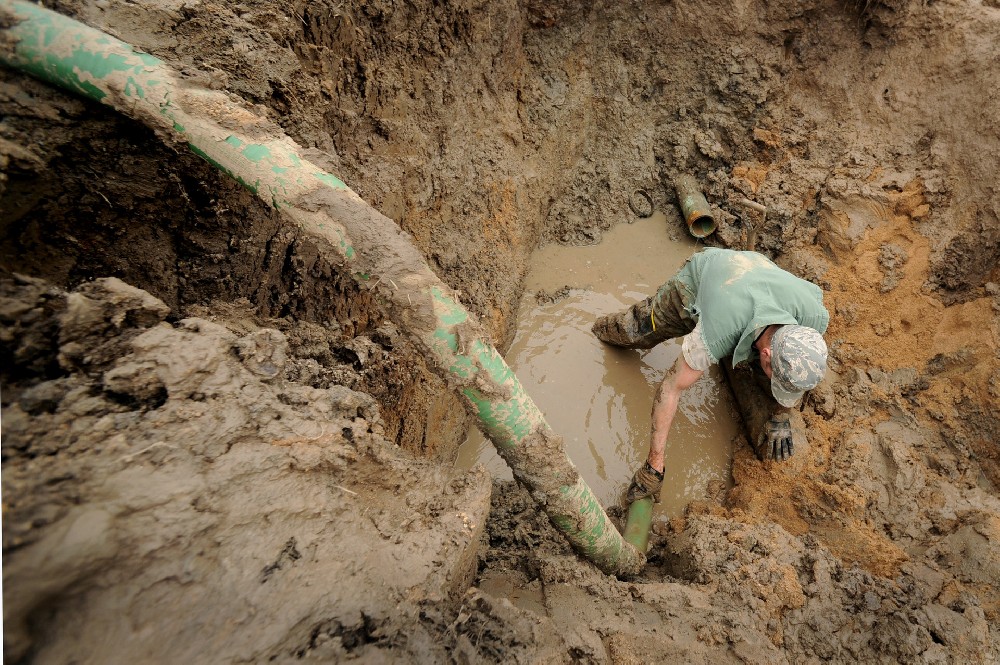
(0, 0, 646, 576)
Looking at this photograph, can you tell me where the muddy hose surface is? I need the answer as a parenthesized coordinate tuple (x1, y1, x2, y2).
(0, 0, 644, 576)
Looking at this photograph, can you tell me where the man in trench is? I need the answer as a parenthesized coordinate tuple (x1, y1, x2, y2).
(592, 247, 829, 504)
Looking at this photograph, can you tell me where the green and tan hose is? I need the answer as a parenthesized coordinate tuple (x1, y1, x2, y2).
(0, 0, 647, 576)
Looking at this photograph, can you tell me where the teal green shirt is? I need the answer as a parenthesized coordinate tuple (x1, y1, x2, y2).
(676, 248, 829, 367)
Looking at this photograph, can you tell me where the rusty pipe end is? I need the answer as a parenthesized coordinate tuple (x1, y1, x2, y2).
(685, 211, 717, 238)
(674, 175, 717, 238)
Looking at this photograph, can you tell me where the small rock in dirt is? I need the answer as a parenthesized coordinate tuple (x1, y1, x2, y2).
(878, 243, 908, 292)
(925, 348, 972, 376)
(102, 361, 167, 407)
(694, 130, 725, 159)
(535, 286, 573, 305)
(809, 378, 837, 419)
(836, 302, 858, 325)
(58, 279, 170, 374)
(234, 329, 288, 381)
(61, 278, 170, 341)
(19, 378, 75, 415)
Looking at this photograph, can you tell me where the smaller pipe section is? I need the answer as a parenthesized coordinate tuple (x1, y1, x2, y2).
(736, 197, 766, 252)
(737, 197, 767, 215)
(674, 175, 717, 238)
(623, 497, 654, 554)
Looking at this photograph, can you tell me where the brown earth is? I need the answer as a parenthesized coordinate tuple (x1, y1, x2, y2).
(2, 0, 999, 662)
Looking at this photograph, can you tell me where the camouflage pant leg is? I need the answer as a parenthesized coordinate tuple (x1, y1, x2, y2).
(592, 277, 696, 349)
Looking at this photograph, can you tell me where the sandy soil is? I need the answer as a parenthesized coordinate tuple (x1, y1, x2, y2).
(2, 0, 999, 662)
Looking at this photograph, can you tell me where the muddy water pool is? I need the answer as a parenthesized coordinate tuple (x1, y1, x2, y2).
(455, 213, 740, 518)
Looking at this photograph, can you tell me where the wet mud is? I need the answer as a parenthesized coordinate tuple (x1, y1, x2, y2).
(457, 214, 738, 518)
(3, 0, 1000, 662)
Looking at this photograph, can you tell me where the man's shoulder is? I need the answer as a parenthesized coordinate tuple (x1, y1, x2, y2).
(698, 248, 777, 267)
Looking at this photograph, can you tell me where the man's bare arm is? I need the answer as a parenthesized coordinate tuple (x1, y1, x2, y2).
(647, 354, 703, 472)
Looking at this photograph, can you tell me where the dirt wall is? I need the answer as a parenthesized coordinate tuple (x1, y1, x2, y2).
(0, 67, 464, 458)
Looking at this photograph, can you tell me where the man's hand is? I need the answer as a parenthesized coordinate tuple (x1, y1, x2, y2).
(765, 417, 793, 461)
(626, 461, 664, 504)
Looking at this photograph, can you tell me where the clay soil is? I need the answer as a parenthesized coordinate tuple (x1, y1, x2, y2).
(2, 0, 999, 662)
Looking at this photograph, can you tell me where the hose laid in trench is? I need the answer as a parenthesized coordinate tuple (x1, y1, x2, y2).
(0, 0, 646, 576)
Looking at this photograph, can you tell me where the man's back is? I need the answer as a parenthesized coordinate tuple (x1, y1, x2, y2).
(677, 248, 828, 366)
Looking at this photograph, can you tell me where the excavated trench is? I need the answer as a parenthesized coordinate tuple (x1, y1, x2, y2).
(2, 0, 1000, 662)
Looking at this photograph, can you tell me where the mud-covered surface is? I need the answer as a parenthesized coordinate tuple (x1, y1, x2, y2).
(2, 0, 1000, 662)
(0, 275, 491, 662)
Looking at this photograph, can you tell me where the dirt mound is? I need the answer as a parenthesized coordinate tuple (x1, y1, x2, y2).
(1, 275, 491, 662)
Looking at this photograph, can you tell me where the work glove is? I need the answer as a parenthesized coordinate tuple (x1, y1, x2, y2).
(765, 417, 794, 461)
(625, 461, 664, 504)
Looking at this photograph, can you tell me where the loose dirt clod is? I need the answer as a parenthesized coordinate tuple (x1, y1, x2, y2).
(2, 0, 999, 661)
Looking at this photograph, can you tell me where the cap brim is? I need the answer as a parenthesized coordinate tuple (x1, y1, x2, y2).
(771, 374, 804, 408)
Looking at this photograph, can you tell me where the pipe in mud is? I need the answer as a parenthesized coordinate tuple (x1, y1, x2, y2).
(674, 174, 717, 238)
(623, 498, 653, 553)
(0, 0, 646, 576)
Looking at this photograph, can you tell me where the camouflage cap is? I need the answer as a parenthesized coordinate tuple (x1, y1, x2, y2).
(770, 325, 828, 407)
